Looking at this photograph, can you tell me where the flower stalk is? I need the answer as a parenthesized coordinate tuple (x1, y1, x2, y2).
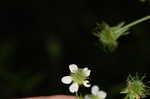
(116, 15, 150, 33)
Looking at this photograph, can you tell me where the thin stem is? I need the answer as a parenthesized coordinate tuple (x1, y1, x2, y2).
(76, 92, 79, 99)
(117, 15, 150, 33)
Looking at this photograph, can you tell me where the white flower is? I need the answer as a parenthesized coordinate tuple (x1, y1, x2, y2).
(92, 85, 107, 99)
(84, 85, 107, 99)
(61, 64, 91, 93)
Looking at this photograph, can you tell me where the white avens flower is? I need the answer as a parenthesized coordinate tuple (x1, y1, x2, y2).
(84, 85, 107, 99)
(61, 64, 91, 93)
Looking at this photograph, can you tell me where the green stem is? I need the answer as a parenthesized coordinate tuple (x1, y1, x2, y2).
(117, 15, 150, 32)
(76, 92, 79, 99)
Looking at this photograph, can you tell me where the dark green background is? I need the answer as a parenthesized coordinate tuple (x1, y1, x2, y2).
(0, 0, 150, 99)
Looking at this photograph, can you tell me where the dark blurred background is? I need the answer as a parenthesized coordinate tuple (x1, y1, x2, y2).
(0, 0, 150, 99)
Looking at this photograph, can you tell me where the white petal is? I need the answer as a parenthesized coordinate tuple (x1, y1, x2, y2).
(69, 83, 79, 93)
(91, 85, 99, 95)
(97, 91, 107, 99)
(83, 68, 91, 77)
(84, 95, 90, 99)
(83, 80, 91, 87)
(69, 64, 78, 73)
(61, 76, 72, 84)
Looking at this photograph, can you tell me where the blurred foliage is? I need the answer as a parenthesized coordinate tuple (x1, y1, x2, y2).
(139, 0, 150, 3)
(47, 35, 62, 64)
(0, 43, 45, 98)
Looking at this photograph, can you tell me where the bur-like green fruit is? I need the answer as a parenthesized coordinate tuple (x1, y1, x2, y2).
(93, 15, 150, 52)
(121, 74, 150, 99)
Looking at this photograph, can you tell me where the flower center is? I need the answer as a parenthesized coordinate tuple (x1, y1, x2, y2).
(71, 69, 86, 85)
